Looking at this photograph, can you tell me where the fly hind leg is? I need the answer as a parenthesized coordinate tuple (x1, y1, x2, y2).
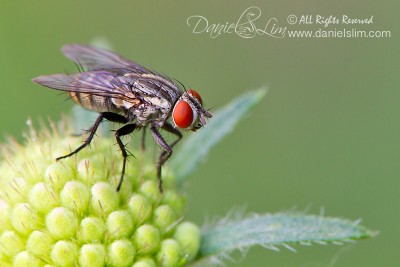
(56, 113, 105, 161)
(56, 112, 128, 161)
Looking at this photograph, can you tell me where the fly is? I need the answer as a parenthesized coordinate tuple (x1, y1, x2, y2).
(32, 44, 212, 192)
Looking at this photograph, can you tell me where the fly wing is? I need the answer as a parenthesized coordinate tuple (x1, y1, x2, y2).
(62, 44, 151, 74)
(32, 71, 132, 100)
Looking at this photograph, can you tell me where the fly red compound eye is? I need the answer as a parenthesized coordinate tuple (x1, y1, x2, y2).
(188, 89, 203, 105)
(173, 100, 194, 129)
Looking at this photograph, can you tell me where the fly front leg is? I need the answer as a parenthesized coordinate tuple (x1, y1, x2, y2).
(161, 122, 182, 153)
(56, 113, 104, 161)
(150, 124, 177, 193)
(115, 123, 137, 192)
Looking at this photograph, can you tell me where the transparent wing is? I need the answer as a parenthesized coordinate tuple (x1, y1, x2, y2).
(32, 71, 131, 99)
(62, 44, 150, 74)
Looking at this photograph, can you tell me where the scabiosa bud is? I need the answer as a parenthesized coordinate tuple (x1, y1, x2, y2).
(0, 120, 200, 266)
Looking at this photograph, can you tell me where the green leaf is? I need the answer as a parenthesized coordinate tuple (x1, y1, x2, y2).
(197, 211, 375, 261)
(171, 88, 268, 185)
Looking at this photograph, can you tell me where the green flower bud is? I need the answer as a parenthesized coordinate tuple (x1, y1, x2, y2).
(60, 181, 90, 214)
(46, 207, 78, 239)
(26, 230, 54, 259)
(106, 210, 134, 240)
(133, 224, 160, 254)
(90, 182, 120, 216)
(29, 182, 59, 213)
(132, 257, 157, 267)
(79, 244, 106, 267)
(128, 193, 152, 225)
(45, 163, 73, 191)
(139, 180, 161, 203)
(0, 231, 24, 257)
(0, 121, 200, 266)
(108, 239, 136, 266)
(174, 222, 201, 261)
(14, 251, 45, 266)
(156, 239, 181, 267)
(78, 217, 105, 243)
(11, 203, 41, 236)
(51, 240, 78, 266)
(0, 201, 11, 231)
(77, 158, 109, 184)
(6, 178, 28, 204)
(153, 204, 177, 233)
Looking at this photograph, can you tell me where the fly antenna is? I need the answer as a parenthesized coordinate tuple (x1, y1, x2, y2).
(175, 79, 187, 92)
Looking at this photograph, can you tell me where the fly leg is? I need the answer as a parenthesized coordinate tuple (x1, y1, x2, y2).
(101, 112, 129, 124)
(57, 112, 130, 161)
(151, 123, 182, 192)
(161, 122, 182, 150)
(56, 113, 104, 160)
(140, 126, 147, 151)
(89, 112, 132, 192)
(115, 124, 137, 192)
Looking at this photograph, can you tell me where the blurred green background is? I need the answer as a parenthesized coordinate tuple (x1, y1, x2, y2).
(0, 1, 398, 266)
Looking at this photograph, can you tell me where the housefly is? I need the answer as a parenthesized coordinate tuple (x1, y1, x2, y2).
(32, 44, 212, 192)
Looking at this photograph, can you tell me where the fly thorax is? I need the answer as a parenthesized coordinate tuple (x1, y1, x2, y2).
(133, 104, 160, 125)
(143, 95, 171, 113)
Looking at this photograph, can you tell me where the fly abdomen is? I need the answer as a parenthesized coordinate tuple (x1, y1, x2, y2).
(68, 92, 121, 114)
